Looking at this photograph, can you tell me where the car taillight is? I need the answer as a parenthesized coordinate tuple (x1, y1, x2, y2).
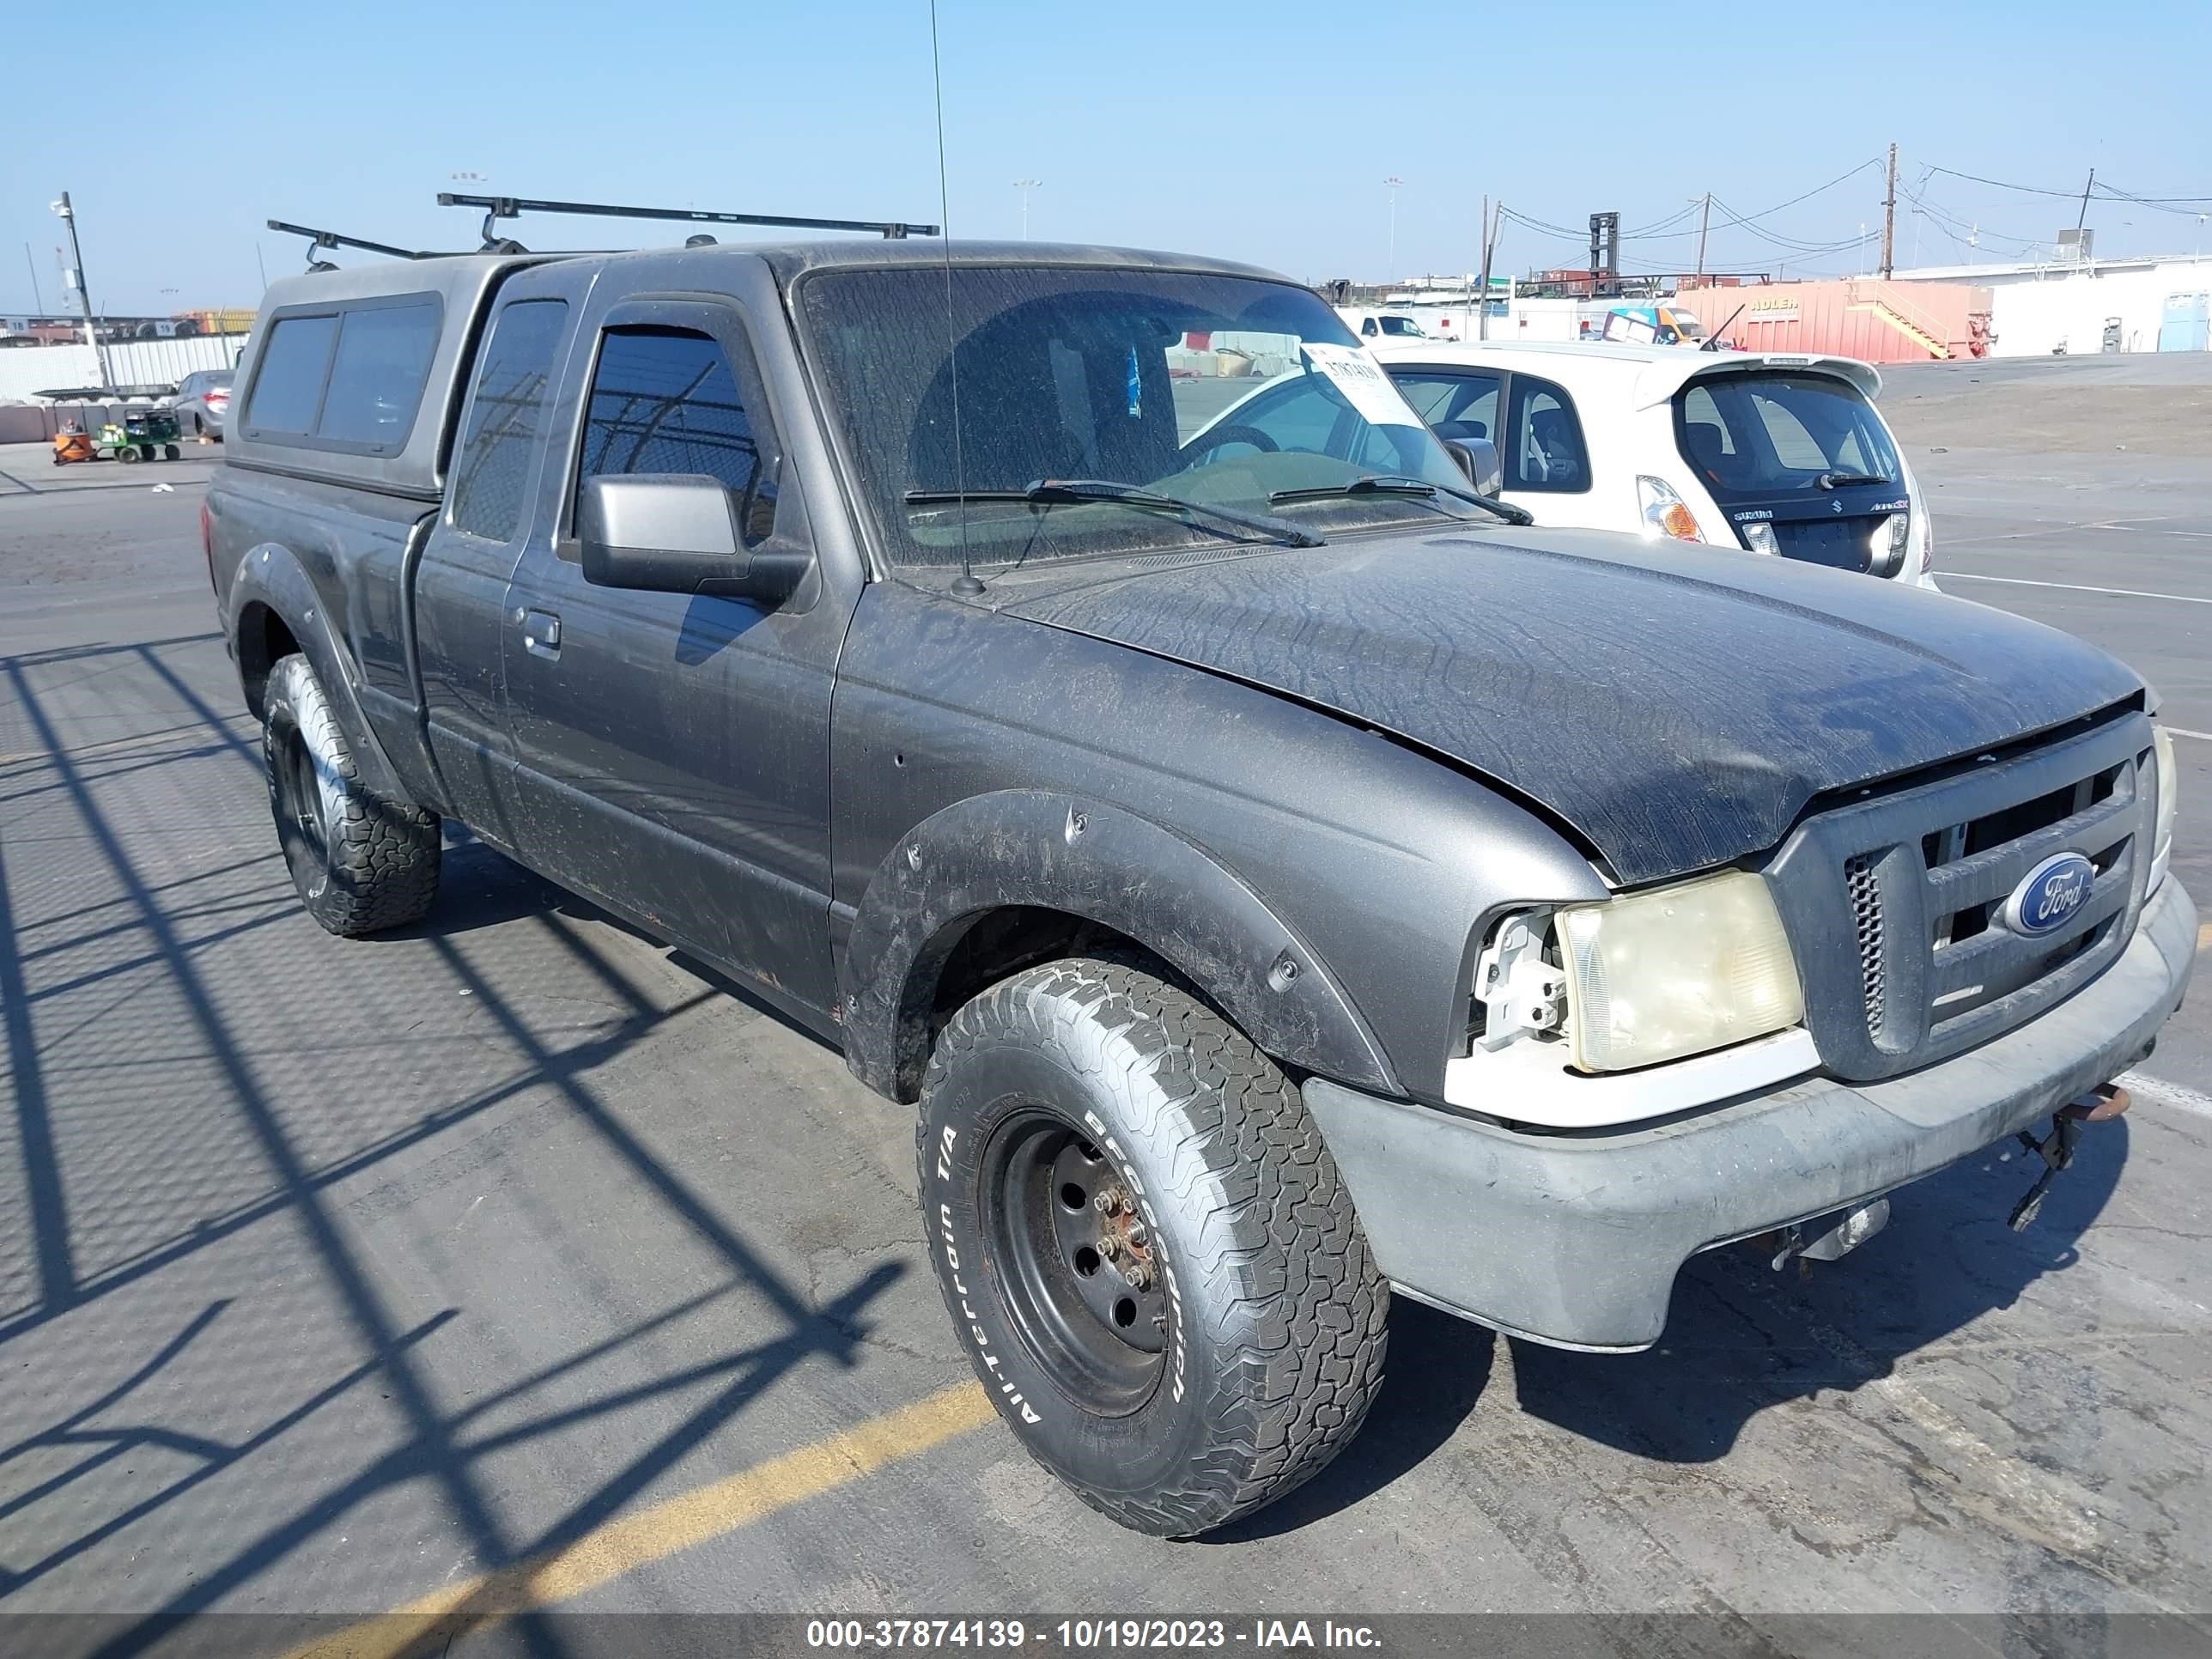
(206, 389, 229, 406)
(1871, 511, 1911, 577)
(1635, 476, 1702, 543)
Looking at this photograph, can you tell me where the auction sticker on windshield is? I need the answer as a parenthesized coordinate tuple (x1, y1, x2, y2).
(1300, 343, 1420, 428)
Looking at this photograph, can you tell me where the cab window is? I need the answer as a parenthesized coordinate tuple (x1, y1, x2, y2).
(574, 326, 775, 548)
(1506, 375, 1589, 493)
(450, 299, 570, 542)
(1384, 368, 1500, 447)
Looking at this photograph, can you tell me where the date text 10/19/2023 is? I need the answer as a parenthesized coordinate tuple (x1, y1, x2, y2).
(805, 1620, 1383, 1650)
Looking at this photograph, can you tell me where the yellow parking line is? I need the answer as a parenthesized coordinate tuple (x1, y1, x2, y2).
(286, 1381, 996, 1659)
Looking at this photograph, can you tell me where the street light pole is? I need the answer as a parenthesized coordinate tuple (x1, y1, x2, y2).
(50, 191, 109, 388)
(1012, 179, 1042, 240)
(1383, 176, 1402, 279)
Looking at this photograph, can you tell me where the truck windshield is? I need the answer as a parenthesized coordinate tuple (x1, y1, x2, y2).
(1674, 372, 1900, 502)
(799, 265, 1476, 568)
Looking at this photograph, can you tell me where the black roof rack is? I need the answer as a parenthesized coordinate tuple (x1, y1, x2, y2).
(267, 220, 448, 272)
(437, 192, 939, 252)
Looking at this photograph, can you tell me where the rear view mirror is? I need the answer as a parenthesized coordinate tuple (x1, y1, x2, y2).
(577, 475, 802, 601)
(1443, 438, 1504, 500)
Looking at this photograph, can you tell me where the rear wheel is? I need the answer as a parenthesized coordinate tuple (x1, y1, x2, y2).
(118, 446, 140, 464)
(263, 653, 441, 936)
(164, 443, 180, 461)
(919, 955, 1388, 1536)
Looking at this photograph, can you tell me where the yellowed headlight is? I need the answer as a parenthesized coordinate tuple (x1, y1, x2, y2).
(1557, 870, 1805, 1073)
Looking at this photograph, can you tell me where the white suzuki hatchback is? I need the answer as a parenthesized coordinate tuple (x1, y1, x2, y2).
(1365, 337, 1937, 586)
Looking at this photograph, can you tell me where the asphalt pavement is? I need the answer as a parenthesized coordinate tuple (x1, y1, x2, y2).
(1, 359, 2209, 1659)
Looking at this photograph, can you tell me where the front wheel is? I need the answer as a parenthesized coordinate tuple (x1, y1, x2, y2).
(919, 956, 1387, 1535)
(263, 653, 441, 936)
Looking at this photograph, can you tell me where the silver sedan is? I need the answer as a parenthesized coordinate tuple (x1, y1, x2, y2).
(170, 368, 234, 441)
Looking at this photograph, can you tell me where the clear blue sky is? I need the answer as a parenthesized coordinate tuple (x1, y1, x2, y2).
(8, 0, 2209, 313)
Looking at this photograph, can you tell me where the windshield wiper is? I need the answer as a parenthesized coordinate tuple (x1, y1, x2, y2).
(1270, 472, 1536, 526)
(903, 478, 1322, 548)
(1814, 471, 1892, 489)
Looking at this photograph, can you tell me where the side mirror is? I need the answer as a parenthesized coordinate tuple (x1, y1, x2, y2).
(577, 474, 803, 601)
(1443, 438, 1504, 500)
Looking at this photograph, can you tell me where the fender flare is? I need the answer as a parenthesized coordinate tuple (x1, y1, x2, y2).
(839, 789, 1399, 1102)
(224, 541, 410, 805)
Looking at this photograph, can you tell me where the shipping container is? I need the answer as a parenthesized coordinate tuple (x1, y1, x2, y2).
(1683, 278, 1991, 362)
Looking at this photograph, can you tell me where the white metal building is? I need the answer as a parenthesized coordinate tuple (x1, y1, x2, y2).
(1890, 252, 2212, 358)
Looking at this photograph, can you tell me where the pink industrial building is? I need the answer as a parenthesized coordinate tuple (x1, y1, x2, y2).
(1682, 278, 1993, 362)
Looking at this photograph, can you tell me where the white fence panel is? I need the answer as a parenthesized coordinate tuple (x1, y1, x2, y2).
(0, 333, 250, 403)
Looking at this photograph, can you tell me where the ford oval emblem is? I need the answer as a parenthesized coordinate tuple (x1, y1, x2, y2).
(2000, 852, 2095, 938)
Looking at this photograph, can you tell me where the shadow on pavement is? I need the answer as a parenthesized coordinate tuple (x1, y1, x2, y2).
(1512, 1123, 2128, 1464)
(1214, 1110, 2125, 1534)
(1210, 1304, 1498, 1543)
(0, 634, 907, 1657)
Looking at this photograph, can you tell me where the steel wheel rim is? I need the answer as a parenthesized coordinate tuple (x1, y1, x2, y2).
(981, 1108, 1167, 1416)
(280, 725, 328, 863)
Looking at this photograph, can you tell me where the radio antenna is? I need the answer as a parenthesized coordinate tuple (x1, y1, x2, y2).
(928, 0, 981, 597)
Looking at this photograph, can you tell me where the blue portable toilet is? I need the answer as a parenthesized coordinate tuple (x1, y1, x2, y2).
(2157, 291, 2209, 352)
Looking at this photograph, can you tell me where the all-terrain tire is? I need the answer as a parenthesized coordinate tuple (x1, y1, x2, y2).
(919, 955, 1388, 1536)
(263, 653, 440, 936)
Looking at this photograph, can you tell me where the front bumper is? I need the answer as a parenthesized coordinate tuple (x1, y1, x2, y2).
(1304, 878, 2197, 1352)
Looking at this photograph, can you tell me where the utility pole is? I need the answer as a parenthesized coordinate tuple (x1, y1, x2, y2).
(2075, 167, 2096, 233)
(1478, 199, 1502, 339)
(1694, 191, 1711, 281)
(1879, 143, 1897, 278)
(1475, 195, 1491, 337)
(49, 191, 107, 388)
(1012, 179, 1042, 240)
(1383, 176, 1403, 279)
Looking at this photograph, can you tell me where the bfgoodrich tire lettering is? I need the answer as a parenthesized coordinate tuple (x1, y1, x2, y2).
(264, 653, 440, 936)
(919, 955, 1387, 1535)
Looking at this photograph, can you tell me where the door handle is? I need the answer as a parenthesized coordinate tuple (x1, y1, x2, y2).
(520, 607, 562, 659)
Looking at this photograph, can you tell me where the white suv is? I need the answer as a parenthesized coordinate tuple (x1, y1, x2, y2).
(1366, 337, 1936, 586)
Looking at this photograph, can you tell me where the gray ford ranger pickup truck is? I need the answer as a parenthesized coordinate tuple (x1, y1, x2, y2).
(205, 238, 2194, 1537)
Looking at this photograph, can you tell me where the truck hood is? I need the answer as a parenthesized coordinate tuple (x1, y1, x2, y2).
(994, 527, 2144, 884)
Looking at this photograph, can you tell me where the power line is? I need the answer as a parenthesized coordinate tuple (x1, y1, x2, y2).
(1623, 202, 1702, 238)
(1898, 173, 2045, 255)
(1498, 207, 1588, 240)
(1705, 195, 1879, 256)
(1735, 157, 1886, 220)
(2092, 180, 2212, 218)
(1926, 163, 2212, 210)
